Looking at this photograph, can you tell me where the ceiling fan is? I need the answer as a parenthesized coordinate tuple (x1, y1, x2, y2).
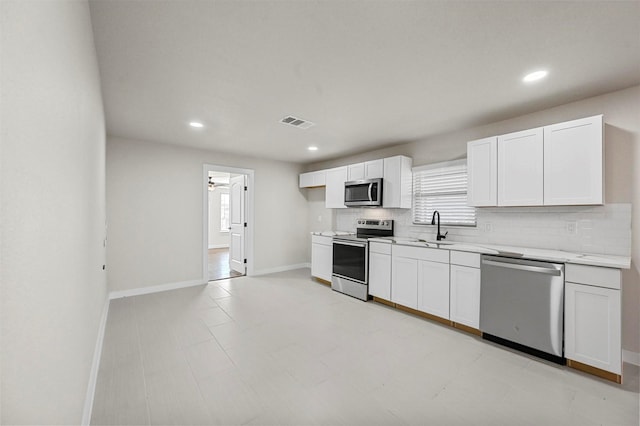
(208, 176, 229, 191)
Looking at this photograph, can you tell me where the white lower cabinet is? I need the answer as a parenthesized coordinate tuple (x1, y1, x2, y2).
(311, 235, 332, 282)
(565, 281, 621, 375)
(391, 245, 449, 316)
(449, 264, 481, 329)
(391, 256, 418, 309)
(417, 260, 450, 319)
(369, 243, 391, 300)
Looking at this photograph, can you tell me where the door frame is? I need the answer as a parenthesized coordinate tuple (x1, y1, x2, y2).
(202, 164, 255, 280)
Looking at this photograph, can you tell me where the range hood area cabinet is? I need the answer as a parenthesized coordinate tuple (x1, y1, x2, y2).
(467, 115, 604, 207)
(299, 155, 412, 209)
(347, 159, 384, 181)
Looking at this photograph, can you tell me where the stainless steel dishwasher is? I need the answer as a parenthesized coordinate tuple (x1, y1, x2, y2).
(480, 255, 565, 363)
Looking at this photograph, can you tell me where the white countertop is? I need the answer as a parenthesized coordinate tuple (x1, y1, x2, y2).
(310, 231, 353, 237)
(368, 238, 630, 269)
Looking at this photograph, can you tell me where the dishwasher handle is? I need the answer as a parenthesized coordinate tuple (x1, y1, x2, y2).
(481, 259, 562, 276)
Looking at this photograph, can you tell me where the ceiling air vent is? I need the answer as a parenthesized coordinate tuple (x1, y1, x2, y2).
(280, 115, 315, 129)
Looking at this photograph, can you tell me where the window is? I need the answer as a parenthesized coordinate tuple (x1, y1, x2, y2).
(412, 159, 476, 226)
(220, 192, 230, 232)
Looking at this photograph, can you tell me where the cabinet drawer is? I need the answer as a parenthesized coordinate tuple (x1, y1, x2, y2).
(450, 251, 480, 268)
(370, 242, 391, 255)
(393, 245, 449, 263)
(311, 235, 333, 246)
(565, 264, 621, 290)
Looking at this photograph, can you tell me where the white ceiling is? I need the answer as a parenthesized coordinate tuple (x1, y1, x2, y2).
(89, 1, 640, 164)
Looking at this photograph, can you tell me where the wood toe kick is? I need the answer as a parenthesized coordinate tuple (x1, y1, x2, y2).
(452, 322, 482, 336)
(312, 277, 331, 286)
(567, 359, 622, 384)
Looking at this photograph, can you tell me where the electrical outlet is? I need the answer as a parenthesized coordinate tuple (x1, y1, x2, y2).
(566, 221, 577, 235)
(317, 215, 322, 223)
(484, 223, 493, 232)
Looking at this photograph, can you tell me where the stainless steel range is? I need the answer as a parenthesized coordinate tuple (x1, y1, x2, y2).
(331, 219, 393, 301)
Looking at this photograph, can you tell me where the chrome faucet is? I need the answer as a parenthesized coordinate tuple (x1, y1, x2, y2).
(431, 210, 448, 241)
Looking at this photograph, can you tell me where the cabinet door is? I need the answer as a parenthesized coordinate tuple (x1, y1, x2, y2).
(565, 282, 621, 374)
(347, 163, 365, 181)
(300, 171, 326, 188)
(365, 159, 384, 179)
(498, 127, 543, 206)
(299, 172, 314, 188)
(391, 256, 418, 309)
(312, 171, 326, 187)
(449, 265, 480, 329)
(311, 242, 332, 282)
(382, 156, 412, 208)
(369, 252, 391, 300)
(325, 167, 348, 208)
(417, 260, 450, 320)
(467, 137, 497, 206)
(544, 115, 603, 205)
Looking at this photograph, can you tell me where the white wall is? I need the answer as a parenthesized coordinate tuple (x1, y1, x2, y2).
(208, 187, 230, 248)
(0, 1, 107, 423)
(307, 85, 640, 354)
(106, 137, 309, 292)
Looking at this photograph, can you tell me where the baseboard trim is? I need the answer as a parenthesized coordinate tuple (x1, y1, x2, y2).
(81, 297, 110, 425)
(208, 244, 229, 249)
(109, 279, 206, 300)
(623, 350, 640, 366)
(252, 263, 310, 276)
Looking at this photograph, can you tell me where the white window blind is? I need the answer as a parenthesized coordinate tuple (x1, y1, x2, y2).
(413, 160, 476, 226)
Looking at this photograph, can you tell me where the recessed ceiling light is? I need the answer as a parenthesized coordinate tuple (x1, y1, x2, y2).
(523, 70, 548, 83)
(189, 121, 204, 128)
(308, 146, 318, 151)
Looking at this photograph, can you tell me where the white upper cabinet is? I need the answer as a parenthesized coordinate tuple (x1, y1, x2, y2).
(298, 157, 409, 209)
(365, 159, 384, 180)
(299, 170, 326, 188)
(382, 155, 412, 208)
(347, 159, 384, 181)
(347, 162, 365, 181)
(544, 115, 603, 205)
(467, 115, 604, 208)
(325, 167, 348, 208)
(467, 137, 497, 206)
(497, 127, 544, 206)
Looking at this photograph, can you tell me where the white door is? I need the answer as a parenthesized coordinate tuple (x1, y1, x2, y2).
(229, 174, 246, 274)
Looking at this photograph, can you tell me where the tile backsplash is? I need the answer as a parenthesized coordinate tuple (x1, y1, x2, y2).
(335, 203, 632, 257)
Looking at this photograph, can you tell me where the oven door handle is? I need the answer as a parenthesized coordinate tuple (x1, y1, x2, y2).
(333, 240, 367, 248)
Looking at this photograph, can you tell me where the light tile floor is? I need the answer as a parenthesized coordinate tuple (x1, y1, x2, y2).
(91, 268, 639, 425)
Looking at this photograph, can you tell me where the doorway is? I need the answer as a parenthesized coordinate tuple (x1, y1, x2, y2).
(203, 164, 254, 282)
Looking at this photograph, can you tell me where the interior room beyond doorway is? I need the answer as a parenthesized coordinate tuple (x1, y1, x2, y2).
(207, 170, 245, 281)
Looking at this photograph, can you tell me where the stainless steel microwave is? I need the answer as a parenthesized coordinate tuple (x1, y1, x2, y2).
(344, 178, 383, 207)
